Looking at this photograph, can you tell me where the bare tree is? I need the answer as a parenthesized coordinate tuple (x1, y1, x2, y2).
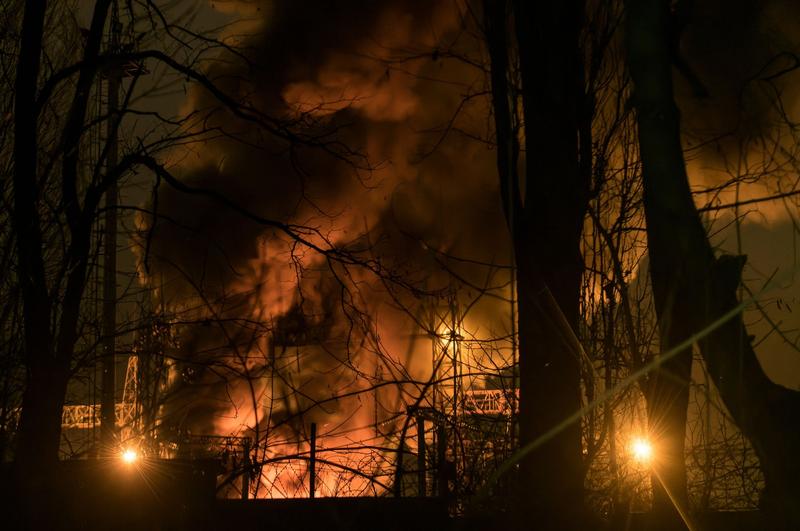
(626, 0, 800, 529)
(6, 1, 368, 515)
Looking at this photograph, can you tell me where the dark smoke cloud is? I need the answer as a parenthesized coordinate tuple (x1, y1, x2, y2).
(142, 0, 512, 441)
(675, 0, 800, 385)
(141, 0, 800, 440)
(676, 0, 800, 212)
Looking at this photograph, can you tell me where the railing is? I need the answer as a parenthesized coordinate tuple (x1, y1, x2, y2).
(60, 403, 135, 429)
(462, 389, 519, 415)
(5, 402, 136, 430)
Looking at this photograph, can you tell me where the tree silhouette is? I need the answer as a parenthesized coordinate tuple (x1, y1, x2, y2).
(7, 0, 369, 511)
(626, 0, 800, 529)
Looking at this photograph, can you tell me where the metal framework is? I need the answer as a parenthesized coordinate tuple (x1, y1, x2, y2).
(59, 355, 140, 430)
(430, 289, 464, 419)
(463, 389, 519, 416)
(418, 287, 519, 506)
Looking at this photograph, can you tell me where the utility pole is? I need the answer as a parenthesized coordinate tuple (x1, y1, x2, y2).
(417, 415, 425, 496)
(309, 422, 317, 498)
(241, 438, 251, 500)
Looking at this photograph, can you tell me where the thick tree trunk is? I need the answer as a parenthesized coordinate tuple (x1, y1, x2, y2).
(514, 250, 586, 530)
(16, 365, 70, 468)
(484, 1, 589, 528)
(643, 372, 691, 530)
(625, 1, 800, 529)
(12, 0, 105, 487)
(701, 263, 800, 530)
(624, 2, 707, 528)
(12, 0, 60, 473)
(10, 3, 71, 525)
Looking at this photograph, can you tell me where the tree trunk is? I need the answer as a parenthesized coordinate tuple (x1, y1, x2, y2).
(484, 1, 589, 528)
(16, 364, 70, 469)
(623, 2, 706, 527)
(11, 0, 104, 487)
(12, 0, 59, 472)
(10, 4, 71, 526)
(625, 1, 800, 529)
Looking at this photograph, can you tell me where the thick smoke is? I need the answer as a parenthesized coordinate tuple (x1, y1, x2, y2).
(142, 0, 513, 483)
(139, 0, 800, 488)
(676, 0, 800, 386)
(677, 0, 800, 222)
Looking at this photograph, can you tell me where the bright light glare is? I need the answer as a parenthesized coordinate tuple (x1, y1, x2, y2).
(121, 449, 139, 464)
(631, 438, 653, 463)
(437, 325, 463, 348)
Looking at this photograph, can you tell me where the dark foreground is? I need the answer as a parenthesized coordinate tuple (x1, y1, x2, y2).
(0, 460, 767, 530)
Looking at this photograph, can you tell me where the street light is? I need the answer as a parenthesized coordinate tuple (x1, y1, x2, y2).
(631, 437, 653, 464)
(121, 448, 139, 464)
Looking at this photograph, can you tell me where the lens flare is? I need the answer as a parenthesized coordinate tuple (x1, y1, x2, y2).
(631, 438, 653, 463)
(121, 449, 139, 464)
